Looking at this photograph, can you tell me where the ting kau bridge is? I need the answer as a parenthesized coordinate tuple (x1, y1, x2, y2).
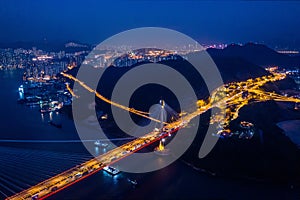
(7, 71, 300, 200)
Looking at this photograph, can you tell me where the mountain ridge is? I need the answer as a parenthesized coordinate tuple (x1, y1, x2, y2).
(207, 43, 300, 67)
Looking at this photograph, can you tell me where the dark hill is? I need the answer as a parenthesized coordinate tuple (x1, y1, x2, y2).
(63, 55, 270, 103)
(207, 43, 300, 67)
(210, 56, 268, 83)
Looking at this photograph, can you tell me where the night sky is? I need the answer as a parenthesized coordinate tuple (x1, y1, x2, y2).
(0, 0, 300, 47)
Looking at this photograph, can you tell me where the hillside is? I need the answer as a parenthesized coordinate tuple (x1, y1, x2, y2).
(207, 43, 300, 67)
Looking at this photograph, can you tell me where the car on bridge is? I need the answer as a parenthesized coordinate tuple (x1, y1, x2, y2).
(74, 173, 82, 179)
(31, 194, 39, 200)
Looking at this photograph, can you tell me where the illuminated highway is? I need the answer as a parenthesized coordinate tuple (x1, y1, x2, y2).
(61, 72, 167, 125)
(65, 83, 79, 99)
(206, 72, 300, 127)
(7, 72, 300, 200)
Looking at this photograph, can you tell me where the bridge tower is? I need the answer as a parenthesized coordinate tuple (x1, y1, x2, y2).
(155, 99, 169, 155)
(159, 99, 165, 130)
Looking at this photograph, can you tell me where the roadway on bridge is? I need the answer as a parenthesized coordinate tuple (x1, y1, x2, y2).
(7, 72, 300, 200)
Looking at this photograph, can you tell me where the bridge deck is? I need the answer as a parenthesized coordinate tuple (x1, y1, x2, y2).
(8, 72, 300, 200)
(6, 124, 186, 200)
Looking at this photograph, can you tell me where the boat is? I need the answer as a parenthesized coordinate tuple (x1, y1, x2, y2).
(154, 140, 170, 156)
(40, 107, 61, 113)
(103, 166, 120, 175)
(127, 178, 138, 186)
(94, 140, 108, 147)
(40, 101, 63, 113)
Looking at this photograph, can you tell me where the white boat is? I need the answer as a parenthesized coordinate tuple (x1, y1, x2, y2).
(103, 166, 120, 175)
(94, 140, 109, 147)
(127, 178, 138, 185)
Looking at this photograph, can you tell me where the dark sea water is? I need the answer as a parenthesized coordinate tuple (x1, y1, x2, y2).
(0, 70, 299, 200)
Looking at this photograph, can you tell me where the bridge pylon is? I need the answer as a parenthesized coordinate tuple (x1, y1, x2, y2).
(159, 99, 165, 130)
(154, 99, 170, 155)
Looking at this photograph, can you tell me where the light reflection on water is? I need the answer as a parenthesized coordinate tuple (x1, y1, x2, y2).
(95, 146, 99, 155)
(49, 111, 53, 121)
(40, 113, 44, 122)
